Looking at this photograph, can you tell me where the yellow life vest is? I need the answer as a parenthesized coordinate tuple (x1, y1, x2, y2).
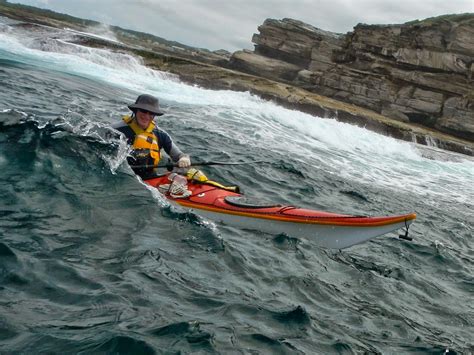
(123, 115, 161, 166)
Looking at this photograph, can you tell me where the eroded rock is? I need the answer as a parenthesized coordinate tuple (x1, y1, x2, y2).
(229, 15, 474, 143)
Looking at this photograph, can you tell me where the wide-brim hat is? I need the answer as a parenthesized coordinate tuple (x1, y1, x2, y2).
(128, 94, 164, 116)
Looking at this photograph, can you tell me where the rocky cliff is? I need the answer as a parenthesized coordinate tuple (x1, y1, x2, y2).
(229, 15, 474, 142)
(1, 1, 473, 155)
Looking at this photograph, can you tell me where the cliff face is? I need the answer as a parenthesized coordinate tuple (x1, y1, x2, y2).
(1, 1, 473, 155)
(229, 15, 474, 141)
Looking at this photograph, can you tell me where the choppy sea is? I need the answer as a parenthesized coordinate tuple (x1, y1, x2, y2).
(0, 17, 473, 354)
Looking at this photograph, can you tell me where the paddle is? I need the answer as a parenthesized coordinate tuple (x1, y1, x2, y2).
(129, 160, 270, 170)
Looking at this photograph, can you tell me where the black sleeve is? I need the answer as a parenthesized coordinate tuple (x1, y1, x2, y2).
(155, 128, 185, 162)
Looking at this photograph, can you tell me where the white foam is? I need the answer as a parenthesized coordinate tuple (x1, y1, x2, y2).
(1, 25, 473, 207)
(66, 24, 120, 43)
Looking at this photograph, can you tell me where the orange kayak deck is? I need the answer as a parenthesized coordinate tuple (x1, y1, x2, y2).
(144, 174, 416, 249)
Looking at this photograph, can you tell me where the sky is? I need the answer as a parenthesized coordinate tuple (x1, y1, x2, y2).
(7, 0, 474, 51)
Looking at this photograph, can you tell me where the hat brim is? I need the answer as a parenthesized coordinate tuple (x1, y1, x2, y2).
(128, 103, 164, 116)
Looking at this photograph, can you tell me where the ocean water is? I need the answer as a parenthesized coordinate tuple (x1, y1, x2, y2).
(0, 18, 473, 354)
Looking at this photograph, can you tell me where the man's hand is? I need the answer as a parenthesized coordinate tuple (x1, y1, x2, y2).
(177, 156, 191, 168)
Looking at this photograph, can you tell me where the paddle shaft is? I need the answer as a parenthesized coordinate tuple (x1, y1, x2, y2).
(129, 160, 269, 170)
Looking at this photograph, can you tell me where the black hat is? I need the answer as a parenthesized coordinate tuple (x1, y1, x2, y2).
(128, 94, 164, 116)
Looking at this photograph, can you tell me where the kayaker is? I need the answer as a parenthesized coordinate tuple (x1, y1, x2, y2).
(113, 94, 191, 178)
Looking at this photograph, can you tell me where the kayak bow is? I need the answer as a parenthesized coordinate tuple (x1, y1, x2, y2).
(144, 174, 416, 249)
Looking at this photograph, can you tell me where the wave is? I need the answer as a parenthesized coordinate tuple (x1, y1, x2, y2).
(2, 22, 473, 211)
(0, 108, 128, 170)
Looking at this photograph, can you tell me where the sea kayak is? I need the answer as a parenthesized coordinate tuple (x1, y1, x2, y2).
(144, 173, 416, 249)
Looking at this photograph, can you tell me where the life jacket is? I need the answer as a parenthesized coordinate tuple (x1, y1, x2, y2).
(123, 115, 160, 167)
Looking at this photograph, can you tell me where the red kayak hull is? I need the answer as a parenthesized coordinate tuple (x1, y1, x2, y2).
(144, 174, 416, 249)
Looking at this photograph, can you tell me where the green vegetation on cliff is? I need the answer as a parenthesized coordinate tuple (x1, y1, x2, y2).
(1, 1, 99, 26)
(404, 12, 474, 26)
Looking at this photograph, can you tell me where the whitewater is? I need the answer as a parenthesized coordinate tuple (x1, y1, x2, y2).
(0, 18, 473, 353)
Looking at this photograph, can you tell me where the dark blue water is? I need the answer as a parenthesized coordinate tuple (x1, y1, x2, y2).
(1, 19, 473, 354)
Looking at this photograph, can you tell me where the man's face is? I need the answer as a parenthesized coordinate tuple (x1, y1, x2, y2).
(136, 109, 155, 129)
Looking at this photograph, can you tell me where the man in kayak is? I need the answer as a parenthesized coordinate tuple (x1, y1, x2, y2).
(113, 94, 191, 178)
